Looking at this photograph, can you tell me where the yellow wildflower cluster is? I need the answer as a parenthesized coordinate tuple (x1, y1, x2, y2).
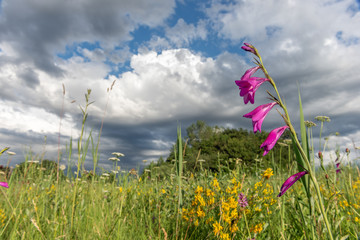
(0, 208, 6, 228)
(262, 168, 274, 179)
(181, 171, 279, 239)
(251, 223, 264, 234)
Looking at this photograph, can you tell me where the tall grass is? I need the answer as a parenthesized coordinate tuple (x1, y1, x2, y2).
(1, 147, 359, 239)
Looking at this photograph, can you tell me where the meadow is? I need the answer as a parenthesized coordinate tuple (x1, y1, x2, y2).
(0, 143, 359, 239)
(1, 43, 359, 239)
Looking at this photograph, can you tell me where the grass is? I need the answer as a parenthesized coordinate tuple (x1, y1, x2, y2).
(0, 151, 360, 239)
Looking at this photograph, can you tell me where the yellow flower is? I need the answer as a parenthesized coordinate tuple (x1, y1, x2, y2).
(194, 219, 199, 226)
(208, 197, 215, 205)
(213, 221, 223, 235)
(223, 212, 231, 224)
(119, 187, 123, 193)
(195, 186, 204, 194)
(255, 207, 262, 212)
(212, 178, 220, 190)
(161, 189, 166, 194)
(220, 232, 231, 240)
(222, 201, 230, 212)
(230, 209, 238, 219)
(251, 223, 264, 234)
(196, 206, 205, 218)
(254, 181, 262, 190)
(206, 217, 214, 224)
(206, 189, 215, 197)
(231, 177, 237, 185)
(262, 168, 274, 179)
(0, 208, 6, 227)
(195, 194, 206, 206)
(228, 197, 238, 209)
(230, 223, 239, 233)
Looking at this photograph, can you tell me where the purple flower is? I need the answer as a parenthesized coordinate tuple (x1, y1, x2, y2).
(235, 67, 269, 104)
(238, 193, 248, 208)
(0, 182, 8, 188)
(336, 162, 341, 174)
(243, 102, 277, 133)
(278, 171, 308, 197)
(260, 126, 289, 156)
(241, 43, 256, 54)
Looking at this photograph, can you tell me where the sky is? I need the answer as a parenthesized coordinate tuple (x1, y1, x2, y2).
(0, 0, 360, 172)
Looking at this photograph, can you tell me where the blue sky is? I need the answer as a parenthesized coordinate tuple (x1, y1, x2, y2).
(1, 0, 360, 171)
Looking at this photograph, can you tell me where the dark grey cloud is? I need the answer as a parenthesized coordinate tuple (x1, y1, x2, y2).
(0, 0, 176, 76)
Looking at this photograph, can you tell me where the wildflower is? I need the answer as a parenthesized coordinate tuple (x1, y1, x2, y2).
(0, 182, 8, 188)
(195, 186, 204, 194)
(228, 197, 238, 209)
(230, 223, 239, 233)
(278, 171, 308, 197)
(108, 157, 120, 161)
(336, 162, 341, 174)
(315, 116, 331, 122)
(243, 102, 277, 133)
(238, 193, 248, 208)
(251, 223, 264, 234)
(196, 206, 205, 218)
(212, 178, 220, 190)
(206, 189, 215, 197)
(262, 168, 274, 179)
(235, 67, 269, 104)
(213, 221, 223, 235)
(304, 120, 316, 127)
(194, 219, 199, 226)
(241, 43, 256, 55)
(260, 126, 289, 156)
(254, 181, 262, 190)
(112, 152, 125, 158)
(220, 232, 231, 240)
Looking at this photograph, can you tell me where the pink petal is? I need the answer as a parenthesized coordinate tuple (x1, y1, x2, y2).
(243, 102, 277, 133)
(278, 171, 308, 197)
(260, 126, 289, 156)
(0, 182, 9, 188)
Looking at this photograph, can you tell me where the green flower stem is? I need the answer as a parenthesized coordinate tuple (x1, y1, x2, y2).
(256, 51, 334, 240)
(243, 211, 251, 239)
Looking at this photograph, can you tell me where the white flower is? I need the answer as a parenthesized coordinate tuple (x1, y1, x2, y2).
(108, 157, 120, 161)
(112, 152, 125, 158)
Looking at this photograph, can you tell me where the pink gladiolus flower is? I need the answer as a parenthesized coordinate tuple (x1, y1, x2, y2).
(235, 67, 269, 104)
(0, 182, 8, 188)
(241, 43, 256, 54)
(260, 126, 289, 156)
(278, 171, 308, 197)
(243, 102, 277, 133)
